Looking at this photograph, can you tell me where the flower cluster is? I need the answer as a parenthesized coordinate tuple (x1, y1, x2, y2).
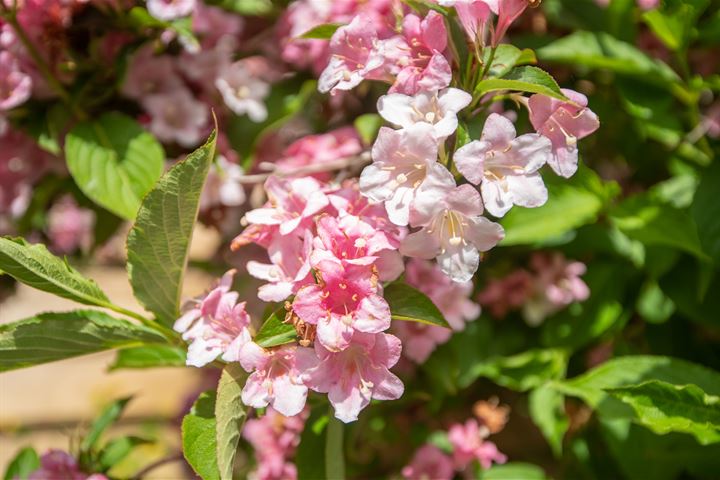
(243, 407, 308, 480)
(28, 450, 107, 480)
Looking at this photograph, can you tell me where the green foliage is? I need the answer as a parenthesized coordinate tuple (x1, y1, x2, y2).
(354, 113, 383, 146)
(0, 311, 165, 372)
(642, 0, 709, 52)
(64, 112, 164, 220)
(298, 23, 343, 39)
(215, 364, 248, 480)
(384, 282, 450, 328)
(81, 397, 133, 452)
(465, 349, 567, 392)
(607, 380, 720, 445)
(691, 162, 720, 265)
(485, 45, 538, 78)
(296, 408, 330, 480)
(126, 129, 217, 325)
(97, 436, 151, 472)
(475, 66, 566, 100)
(3, 447, 39, 480)
(481, 462, 550, 480)
(325, 415, 346, 480)
(109, 345, 187, 370)
(254, 307, 297, 348)
(182, 391, 220, 480)
(204, 0, 273, 15)
(529, 385, 568, 457)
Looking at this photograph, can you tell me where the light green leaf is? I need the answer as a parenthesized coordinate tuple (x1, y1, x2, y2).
(65, 112, 164, 220)
(354, 113, 383, 146)
(464, 349, 567, 392)
(0, 311, 165, 372)
(607, 381, 720, 445)
(215, 364, 248, 480)
(475, 66, 566, 100)
(636, 280, 675, 324)
(691, 162, 720, 264)
(642, 0, 709, 51)
(481, 462, 549, 480)
(204, 0, 273, 15)
(98, 436, 151, 472)
(254, 308, 297, 348)
(0, 237, 111, 308)
(3, 447, 39, 480)
(110, 345, 187, 370)
(82, 397, 133, 452)
(298, 23, 343, 39)
(127, 129, 217, 325)
(384, 282, 450, 328)
(486, 45, 537, 78)
(182, 391, 220, 480)
(529, 385, 568, 457)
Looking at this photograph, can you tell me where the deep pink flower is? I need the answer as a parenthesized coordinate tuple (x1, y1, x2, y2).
(293, 261, 390, 351)
(454, 113, 551, 217)
(528, 89, 600, 178)
(492, 0, 530, 46)
(243, 407, 308, 480)
(439, 0, 495, 43)
(307, 332, 404, 422)
(142, 88, 209, 147)
(478, 269, 534, 318)
(238, 342, 319, 417)
(448, 419, 507, 469)
(401, 444, 455, 480)
(0, 51, 32, 110)
(0, 128, 52, 218)
(46, 195, 95, 254)
(147, 0, 196, 21)
(29, 450, 86, 480)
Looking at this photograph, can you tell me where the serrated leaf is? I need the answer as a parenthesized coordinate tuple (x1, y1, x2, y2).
(81, 397, 133, 452)
(298, 23, 343, 39)
(3, 447, 39, 480)
(65, 112, 164, 220)
(384, 282, 450, 328)
(109, 345, 187, 370)
(475, 66, 566, 100)
(215, 364, 248, 480)
(607, 381, 720, 445)
(0, 237, 111, 308)
(127, 129, 217, 325)
(529, 385, 568, 457)
(0, 311, 165, 372)
(182, 391, 220, 480)
(254, 308, 297, 348)
(98, 436, 151, 471)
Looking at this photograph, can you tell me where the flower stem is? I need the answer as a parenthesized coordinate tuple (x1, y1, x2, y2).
(325, 412, 346, 480)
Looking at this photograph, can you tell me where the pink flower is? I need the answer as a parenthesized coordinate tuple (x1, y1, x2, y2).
(247, 231, 314, 302)
(454, 113, 551, 217)
(192, 3, 243, 49)
(121, 47, 183, 100)
(199, 155, 246, 211)
(438, 0, 494, 43)
(0, 51, 32, 110)
(385, 11, 452, 95)
(493, 0, 530, 46)
(528, 89, 600, 178)
(174, 270, 252, 366)
(244, 176, 329, 236)
(478, 269, 533, 318)
(307, 332, 404, 422)
(243, 407, 307, 480)
(0, 128, 52, 218)
(216, 60, 270, 122)
(318, 15, 386, 95)
(405, 258, 480, 331)
(238, 342, 319, 417)
(293, 261, 390, 351)
(401, 184, 504, 283)
(401, 444, 455, 480)
(448, 419, 507, 470)
(29, 450, 86, 480)
(359, 124, 452, 226)
(142, 89, 209, 147)
(377, 87, 472, 140)
(393, 321, 451, 364)
(46, 195, 95, 254)
(147, 0, 196, 21)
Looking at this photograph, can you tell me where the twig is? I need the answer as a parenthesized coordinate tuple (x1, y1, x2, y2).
(236, 153, 371, 185)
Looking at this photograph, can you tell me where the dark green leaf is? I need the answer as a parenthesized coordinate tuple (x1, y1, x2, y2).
(298, 23, 343, 39)
(182, 391, 220, 480)
(691, 162, 720, 264)
(0, 311, 165, 372)
(82, 397, 133, 452)
(215, 364, 248, 480)
(296, 408, 329, 480)
(98, 436, 151, 472)
(65, 112, 164, 220)
(110, 345, 187, 370)
(127, 129, 217, 325)
(475, 66, 566, 100)
(3, 447, 39, 480)
(384, 282, 450, 328)
(254, 308, 297, 348)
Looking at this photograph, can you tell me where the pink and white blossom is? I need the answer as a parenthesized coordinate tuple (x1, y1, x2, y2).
(377, 88, 472, 139)
(438, 0, 495, 43)
(401, 444, 455, 480)
(247, 231, 314, 302)
(401, 184, 504, 283)
(216, 60, 270, 122)
(527, 89, 600, 178)
(448, 419, 507, 470)
(46, 195, 95, 254)
(199, 155, 246, 211)
(121, 47, 183, 100)
(243, 407, 307, 480)
(0, 51, 32, 110)
(454, 113, 551, 217)
(306, 332, 404, 422)
(147, 0, 196, 21)
(142, 89, 209, 147)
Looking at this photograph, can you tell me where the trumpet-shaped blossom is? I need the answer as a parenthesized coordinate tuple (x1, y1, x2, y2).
(448, 419, 507, 469)
(174, 270, 251, 366)
(245, 176, 329, 236)
(142, 88, 209, 147)
(243, 407, 307, 480)
(377, 88, 472, 139)
(401, 184, 504, 283)
(360, 124, 452, 226)
(0, 51, 32, 110)
(247, 231, 314, 302)
(216, 60, 270, 122)
(147, 0, 196, 21)
(307, 332, 404, 422)
(438, 0, 495, 42)
(454, 113, 551, 217)
(239, 342, 319, 417)
(493, 0, 530, 46)
(273, 127, 362, 180)
(528, 89, 600, 178)
(318, 15, 386, 95)
(401, 444, 455, 480)
(293, 261, 390, 351)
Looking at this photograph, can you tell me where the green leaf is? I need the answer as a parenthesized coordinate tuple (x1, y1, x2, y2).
(0, 237, 111, 308)
(485, 45, 537, 78)
(465, 349, 567, 392)
(110, 345, 187, 370)
(354, 113, 383, 146)
(481, 462, 549, 480)
(529, 385, 568, 457)
(82, 397, 132, 453)
(182, 391, 220, 480)
(298, 23, 343, 39)
(127, 129, 217, 325)
(215, 364, 248, 480)
(65, 112, 164, 220)
(500, 166, 616, 246)
(0, 311, 165, 372)
(296, 408, 329, 480)
(204, 0, 273, 15)
(384, 282, 450, 328)
(537, 31, 680, 85)
(636, 280, 675, 324)
(98, 436, 151, 472)
(691, 163, 720, 264)
(642, 0, 709, 51)
(3, 447, 39, 480)
(607, 381, 720, 445)
(325, 414, 345, 480)
(254, 308, 297, 348)
(555, 355, 720, 420)
(475, 66, 566, 100)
